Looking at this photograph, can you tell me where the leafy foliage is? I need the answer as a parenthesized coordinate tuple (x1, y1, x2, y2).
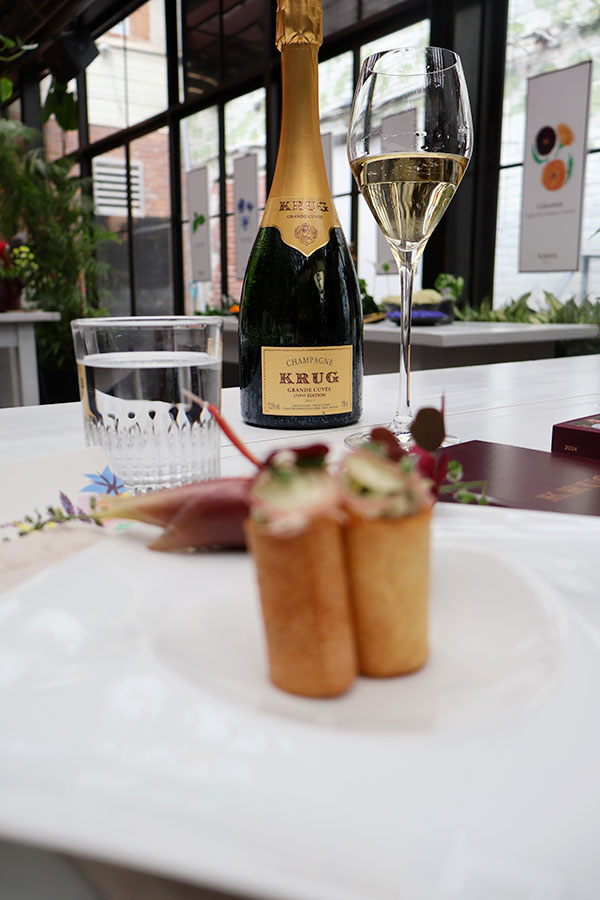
(454, 290, 600, 326)
(0, 33, 35, 103)
(1, 34, 77, 130)
(434, 272, 464, 302)
(40, 78, 79, 132)
(358, 277, 379, 315)
(0, 121, 115, 374)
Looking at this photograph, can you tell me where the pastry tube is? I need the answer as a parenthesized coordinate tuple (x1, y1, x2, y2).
(245, 516, 357, 698)
(344, 508, 431, 677)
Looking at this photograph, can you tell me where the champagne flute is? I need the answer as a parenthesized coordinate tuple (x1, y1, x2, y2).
(346, 47, 473, 445)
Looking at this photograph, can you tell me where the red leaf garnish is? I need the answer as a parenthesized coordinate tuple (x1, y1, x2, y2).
(264, 443, 329, 469)
(410, 407, 445, 452)
(411, 445, 449, 497)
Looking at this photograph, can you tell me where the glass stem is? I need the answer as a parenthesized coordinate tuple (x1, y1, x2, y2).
(390, 247, 418, 440)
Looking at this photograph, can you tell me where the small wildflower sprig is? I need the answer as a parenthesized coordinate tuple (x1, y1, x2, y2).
(1, 493, 104, 540)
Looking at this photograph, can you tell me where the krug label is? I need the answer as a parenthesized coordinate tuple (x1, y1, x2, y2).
(261, 196, 340, 256)
(261, 345, 353, 415)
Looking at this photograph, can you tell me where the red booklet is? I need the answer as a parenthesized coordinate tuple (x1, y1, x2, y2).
(437, 440, 600, 517)
(551, 413, 600, 463)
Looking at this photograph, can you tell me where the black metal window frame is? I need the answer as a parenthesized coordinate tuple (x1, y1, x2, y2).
(15, 0, 510, 314)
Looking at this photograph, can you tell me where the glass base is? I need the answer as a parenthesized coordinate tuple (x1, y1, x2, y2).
(344, 425, 411, 450)
(344, 425, 458, 450)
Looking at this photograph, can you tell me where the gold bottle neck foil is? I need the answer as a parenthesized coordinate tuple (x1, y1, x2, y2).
(276, 0, 323, 50)
(263, 0, 337, 256)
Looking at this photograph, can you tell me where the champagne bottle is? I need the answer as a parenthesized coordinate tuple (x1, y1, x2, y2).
(239, 0, 363, 429)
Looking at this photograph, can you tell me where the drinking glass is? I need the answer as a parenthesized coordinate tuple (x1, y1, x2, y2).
(71, 317, 223, 493)
(347, 47, 473, 445)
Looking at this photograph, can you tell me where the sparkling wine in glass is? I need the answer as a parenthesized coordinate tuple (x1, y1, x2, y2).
(347, 47, 473, 445)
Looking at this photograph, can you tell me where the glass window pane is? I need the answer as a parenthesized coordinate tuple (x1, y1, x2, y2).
(361, 21, 431, 62)
(335, 193, 352, 244)
(130, 132, 173, 316)
(494, 152, 600, 304)
(319, 52, 353, 198)
(87, 0, 167, 141)
(181, 106, 222, 312)
(94, 147, 131, 317)
(502, 0, 600, 167)
(496, 0, 600, 309)
(357, 20, 430, 303)
(224, 88, 266, 302)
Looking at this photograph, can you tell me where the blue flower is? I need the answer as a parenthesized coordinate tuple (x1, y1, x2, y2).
(81, 466, 126, 495)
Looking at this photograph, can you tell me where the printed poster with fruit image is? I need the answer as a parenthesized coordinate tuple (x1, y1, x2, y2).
(519, 61, 592, 272)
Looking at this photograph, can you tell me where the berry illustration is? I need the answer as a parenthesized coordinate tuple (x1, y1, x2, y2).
(535, 126, 556, 156)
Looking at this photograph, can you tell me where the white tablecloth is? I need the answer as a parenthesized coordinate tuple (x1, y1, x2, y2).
(1, 355, 600, 900)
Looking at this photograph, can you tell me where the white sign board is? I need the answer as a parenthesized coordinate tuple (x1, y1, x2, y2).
(234, 154, 258, 280)
(187, 166, 211, 282)
(519, 61, 592, 272)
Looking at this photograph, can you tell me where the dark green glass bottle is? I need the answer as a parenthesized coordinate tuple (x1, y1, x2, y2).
(239, 0, 363, 429)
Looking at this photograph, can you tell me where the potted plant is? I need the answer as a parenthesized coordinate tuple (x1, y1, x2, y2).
(0, 120, 114, 401)
(0, 234, 39, 311)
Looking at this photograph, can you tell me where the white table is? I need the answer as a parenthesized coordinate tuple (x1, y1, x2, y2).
(0, 311, 60, 407)
(1, 356, 600, 900)
(221, 316, 599, 377)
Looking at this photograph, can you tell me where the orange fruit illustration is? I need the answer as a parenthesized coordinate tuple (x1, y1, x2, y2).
(557, 123, 574, 146)
(541, 158, 567, 191)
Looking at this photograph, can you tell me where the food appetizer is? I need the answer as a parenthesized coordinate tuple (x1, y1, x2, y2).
(339, 428, 433, 677)
(245, 445, 358, 698)
(99, 401, 477, 698)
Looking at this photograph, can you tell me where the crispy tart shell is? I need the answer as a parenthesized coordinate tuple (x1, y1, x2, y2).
(344, 508, 431, 677)
(245, 517, 358, 698)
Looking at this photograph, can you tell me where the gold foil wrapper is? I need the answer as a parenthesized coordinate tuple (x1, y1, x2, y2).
(276, 0, 323, 50)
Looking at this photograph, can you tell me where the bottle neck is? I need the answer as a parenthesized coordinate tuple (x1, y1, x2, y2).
(269, 43, 331, 199)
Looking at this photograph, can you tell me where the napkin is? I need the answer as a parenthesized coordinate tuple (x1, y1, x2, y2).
(0, 525, 107, 594)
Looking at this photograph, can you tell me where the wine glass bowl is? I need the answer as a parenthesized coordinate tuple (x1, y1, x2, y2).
(347, 47, 473, 444)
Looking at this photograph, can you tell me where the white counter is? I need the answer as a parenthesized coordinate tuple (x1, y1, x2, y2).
(0, 310, 61, 406)
(221, 316, 599, 376)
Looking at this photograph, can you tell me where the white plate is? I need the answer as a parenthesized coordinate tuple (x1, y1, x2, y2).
(154, 544, 561, 737)
(0, 529, 599, 900)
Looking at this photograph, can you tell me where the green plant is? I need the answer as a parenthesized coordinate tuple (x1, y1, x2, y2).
(0, 120, 115, 377)
(0, 33, 35, 103)
(196, 293, 240, 316)
(1, 34, 77, 130)
(358, 277, 379, 315)
(434, 272, 464, 302)
(453, 290, 600, 325)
